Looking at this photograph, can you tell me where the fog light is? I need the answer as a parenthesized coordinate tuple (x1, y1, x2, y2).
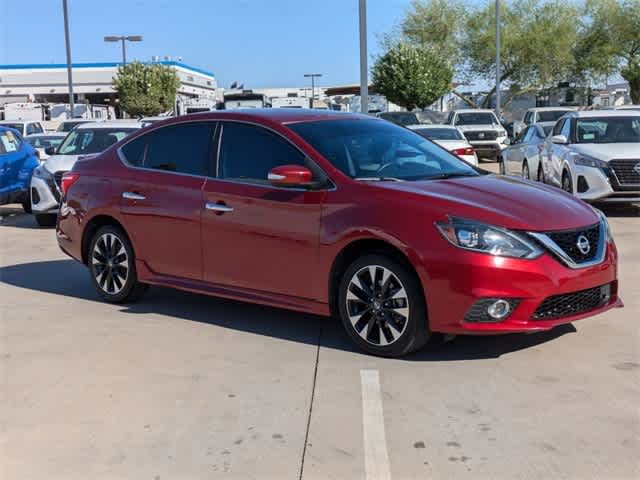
(487, 299, 512, 320)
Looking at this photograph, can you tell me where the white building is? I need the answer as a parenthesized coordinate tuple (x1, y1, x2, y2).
(0, 60, 218, 115)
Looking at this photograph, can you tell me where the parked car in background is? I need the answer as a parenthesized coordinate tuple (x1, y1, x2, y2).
(56, 119, 93, 133)
(57, 110, 621, 357)
(139, 116, 173, 127)
(541, 110, 640, 203)
(445, 109, 508, 161)
(408, 124, 478, 166)
(30, 121, 142, 226)
(513, 107, 575, 137)
(500, 124, 551, 179)
(0, 126, 39, 212)
(0, 120, 45, 137)
(24, 133, 67, 161)
(615, 105, 640, 111)
(376, 111, 420, 126)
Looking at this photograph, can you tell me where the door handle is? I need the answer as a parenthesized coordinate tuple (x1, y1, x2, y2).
(122, 191, 146, 201)
(205, 202, 234, 213)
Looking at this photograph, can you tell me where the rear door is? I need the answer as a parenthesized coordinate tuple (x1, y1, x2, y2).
(118, 122, 216, 280)
(504, 127, 528, 174)
(201, 121, 326, 300)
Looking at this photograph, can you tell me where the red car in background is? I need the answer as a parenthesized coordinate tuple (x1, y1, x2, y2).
(56, 110, 622, 357)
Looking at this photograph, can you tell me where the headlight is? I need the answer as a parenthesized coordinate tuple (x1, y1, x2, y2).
(594, 208, 613, 243)
(497, 128, 507, 137)
(573, 154, 608, 169)
(436, 218, 543, 259)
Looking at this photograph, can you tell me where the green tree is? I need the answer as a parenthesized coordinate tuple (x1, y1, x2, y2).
(576, 0, 640, 103)
(112, 62, 180, 117)
(372, 42, 453, 111)
(400, 0, 465, 58)
(461, 0, 579, 108)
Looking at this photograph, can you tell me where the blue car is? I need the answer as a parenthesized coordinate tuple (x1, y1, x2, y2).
(0, 126, 40, 212)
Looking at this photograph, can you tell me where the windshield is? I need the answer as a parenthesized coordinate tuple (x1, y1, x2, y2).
(538, 110, 571, 122)
(26, 136, 65, 148)
(57, 128, 137, 155)
(378, 112, 419, 126)
(57, 121, 90, 132)
(413, 127, 464, 140)
(1, 123, 24, 133)
(0, 130, 21, 154)
(289, 119, 479, 181)
(575, 117, 640, 144)
(455, 112, 498, 126)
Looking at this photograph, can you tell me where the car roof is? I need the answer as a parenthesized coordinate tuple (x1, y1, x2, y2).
(26, 133, 66, 138)
(566, 110, 640, 118)
(75, 120, 143, 130)
(527, 107, 575, 112)
(0, 120, 33, 125)
(60, 119, 92, 123)
(407, 124, 457, 130)
(452, 109, 496, 114)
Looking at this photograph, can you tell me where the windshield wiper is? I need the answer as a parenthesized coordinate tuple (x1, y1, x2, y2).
(353, 176, 404, 182)
(421, 172, 478, 180)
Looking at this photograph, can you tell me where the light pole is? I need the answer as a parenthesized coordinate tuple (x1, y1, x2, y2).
(359, 0, 368, 114)
(62, 0, 74, 119)
(495, 0, 501, 119)
(104, 35, 143, 65)
(304, 73, 322, 108)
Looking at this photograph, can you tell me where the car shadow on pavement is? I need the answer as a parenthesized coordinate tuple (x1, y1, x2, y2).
(596, 203, 640, 218)
(0, 209, 43, 229)
(0, 259, 576, 361)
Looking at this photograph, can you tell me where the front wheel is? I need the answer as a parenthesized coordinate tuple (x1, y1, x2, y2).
(537, 164, 545, 183)
(338, 255, 429, 357)
(562, 171, 573, 194)
(522, 161, 530, 180)
(88, 225, 148, 303)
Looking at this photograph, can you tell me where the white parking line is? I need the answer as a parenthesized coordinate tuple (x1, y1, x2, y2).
(361, 369, 391, 480)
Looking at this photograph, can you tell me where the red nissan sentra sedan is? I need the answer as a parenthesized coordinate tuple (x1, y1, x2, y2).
(56, 110, 623, 357)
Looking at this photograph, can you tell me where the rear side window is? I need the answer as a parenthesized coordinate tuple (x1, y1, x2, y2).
(122, 123, 214, 176)
(218, 122, 306, 183)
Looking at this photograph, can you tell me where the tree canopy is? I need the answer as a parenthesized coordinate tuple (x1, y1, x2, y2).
(112, 62, 180, 117)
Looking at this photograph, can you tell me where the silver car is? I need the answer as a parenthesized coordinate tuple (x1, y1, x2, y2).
(541, 111, 640, 204)
(30, 121, 142, 226)
(500, 123, 552, 180)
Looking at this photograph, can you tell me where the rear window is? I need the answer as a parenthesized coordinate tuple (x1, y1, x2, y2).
(57, 128, 137, 155)
(537, 110, 571, 122)
(413, 128, 464, 140)
(0, 130, 21, 154)
(378, 112, 419, 126)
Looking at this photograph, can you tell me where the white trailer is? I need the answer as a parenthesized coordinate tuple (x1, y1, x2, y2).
(3, 103, 47, 121)
(271, 96, 310, 108)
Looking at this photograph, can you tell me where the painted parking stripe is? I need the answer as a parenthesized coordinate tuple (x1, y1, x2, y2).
(361, 369, 391, 480)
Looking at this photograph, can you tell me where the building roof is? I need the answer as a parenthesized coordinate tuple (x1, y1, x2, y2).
(0, 61, 215, 78)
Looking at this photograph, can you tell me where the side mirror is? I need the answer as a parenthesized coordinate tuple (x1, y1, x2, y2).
(45, 146, 57, 156)
(503, 138, 511, 146)
(550, 134, 568, 145)
(268, 165, 313, 187)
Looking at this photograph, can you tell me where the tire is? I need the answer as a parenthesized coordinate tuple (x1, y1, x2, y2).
(34, 213, 57, 227)
(498, 157, 506, 175)
(562, 170, 573, 194)
(88, 225, 148, 303)
(537, 164, 545, 183)
(22, 198, 32, 214)
(337, 254, 429, 357)
(522, 160, 530, 180)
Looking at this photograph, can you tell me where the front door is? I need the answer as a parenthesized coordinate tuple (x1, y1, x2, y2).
(118, 122, 216, 280)
(201, 121, 326, 300)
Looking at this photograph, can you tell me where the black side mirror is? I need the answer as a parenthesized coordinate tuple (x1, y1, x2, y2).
(45, 146, 57, 156)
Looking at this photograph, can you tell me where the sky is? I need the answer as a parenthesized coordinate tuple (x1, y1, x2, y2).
(0, 0, 413, 89)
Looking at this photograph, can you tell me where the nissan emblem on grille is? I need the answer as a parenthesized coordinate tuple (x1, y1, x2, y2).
(634, 163, 640, 175)
(576, 235, 591, 255)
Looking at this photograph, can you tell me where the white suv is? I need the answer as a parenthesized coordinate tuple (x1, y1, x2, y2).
(445, 109, 508, 160)
(541, 110, 640, 204)
(513, 107, 575, 137)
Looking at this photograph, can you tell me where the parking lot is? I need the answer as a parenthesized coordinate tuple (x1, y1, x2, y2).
(1, 173, 639, 479)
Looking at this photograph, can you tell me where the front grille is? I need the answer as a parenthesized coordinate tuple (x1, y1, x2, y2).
(545, 223, 600, 264)
(464, 130, 498, 141)
(532, 284, 611, 320)
(609, 159, 640, 186)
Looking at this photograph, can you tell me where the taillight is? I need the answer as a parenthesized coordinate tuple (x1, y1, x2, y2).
(61, 172, 80, 195)
(451, 147, 475, 157)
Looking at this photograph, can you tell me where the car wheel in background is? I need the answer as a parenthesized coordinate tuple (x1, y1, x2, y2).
(22, 198, 32, 214)
(562, 170, 573, 194)
(338, 254, 429, 357)
(522, 160, 530, 180)
(537, 164, 545, 183)
(34, 213, 56, 227)
(88, 225, 148, 303)
(499, 157, 506, 174)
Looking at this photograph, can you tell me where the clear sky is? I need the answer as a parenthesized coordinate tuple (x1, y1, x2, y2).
(0, 0, 412, 89)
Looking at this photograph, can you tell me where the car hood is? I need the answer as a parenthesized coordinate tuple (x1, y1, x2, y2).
(456, 124, 502, 132)
(570, 143, 640, 161)
(43, 154, 83, 173)
(376, 174, 599, 231)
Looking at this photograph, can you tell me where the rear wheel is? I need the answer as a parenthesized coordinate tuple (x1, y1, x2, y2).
(562, 170, 573, 194)
(88, 225, 148, 303)
(537, 164, 545, 183)
(34, 213, 56, 227)
(498, 157, 506, 174)
(522, 160, 530, 179)
(21, 198, 32, 214)
(338, 254, 429, 357)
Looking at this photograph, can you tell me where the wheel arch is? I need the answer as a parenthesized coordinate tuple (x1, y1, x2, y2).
(328, 237, 425, 318)
(81, 214, 130, 265)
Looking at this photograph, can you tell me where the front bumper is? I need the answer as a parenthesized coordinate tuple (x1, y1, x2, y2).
(570, 165, 640, 203)
(30, 174, 61, 213)
(422, 240, 620, 335)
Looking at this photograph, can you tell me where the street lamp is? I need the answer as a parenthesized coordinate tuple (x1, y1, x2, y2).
(304, 73, 322, 108)
(104, 35, 143, 65)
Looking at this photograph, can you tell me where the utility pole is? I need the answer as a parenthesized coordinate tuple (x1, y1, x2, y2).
(62, 0, 75, 119)
(304, 73, 322, 108)
(495, 0, 501, 119)
(359, 0, 368, 114)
